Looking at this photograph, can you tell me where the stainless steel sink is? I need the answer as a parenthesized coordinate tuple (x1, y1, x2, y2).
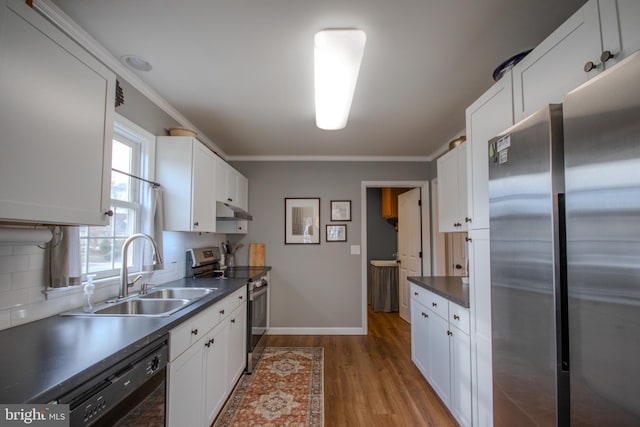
(93, 298, 189, 316)
(139, 287, 214, 300)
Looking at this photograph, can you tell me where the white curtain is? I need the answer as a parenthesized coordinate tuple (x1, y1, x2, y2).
(142, 184, 164, 271)
(48, 226, 82, 287)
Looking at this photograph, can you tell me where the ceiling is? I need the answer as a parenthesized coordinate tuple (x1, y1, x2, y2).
(51, 0, 586, 160)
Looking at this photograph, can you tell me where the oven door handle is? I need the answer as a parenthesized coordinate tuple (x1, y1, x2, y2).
(250, 286, 268, 301)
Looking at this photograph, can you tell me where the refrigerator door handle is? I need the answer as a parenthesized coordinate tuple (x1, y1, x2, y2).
(556, 192, 570, 372)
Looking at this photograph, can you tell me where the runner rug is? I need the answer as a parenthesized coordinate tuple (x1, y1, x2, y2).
(214, 347, 324, 427)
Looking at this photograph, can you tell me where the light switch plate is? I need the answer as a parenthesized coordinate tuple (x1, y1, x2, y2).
(350, 245, 361, 255)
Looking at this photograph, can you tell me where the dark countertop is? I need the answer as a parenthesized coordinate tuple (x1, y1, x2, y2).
(407, 276, 470, 308)
(0, 266, 270, 404)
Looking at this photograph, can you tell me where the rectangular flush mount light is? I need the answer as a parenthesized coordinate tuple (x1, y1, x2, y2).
(314, 29, 366, 130)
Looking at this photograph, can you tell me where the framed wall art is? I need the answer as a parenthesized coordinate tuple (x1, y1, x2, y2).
(326, 224, 347, 242)
(330, 200, 351, 221)
(285, 198, 320, 244)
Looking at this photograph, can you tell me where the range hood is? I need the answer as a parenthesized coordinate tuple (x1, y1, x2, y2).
(216, 202, 253, 221)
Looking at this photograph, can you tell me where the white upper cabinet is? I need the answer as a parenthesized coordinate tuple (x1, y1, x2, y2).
(0, 0, 115, 226)
(512, 0, 602, 122)
(599, 0, 640, 68)
(215, 157, 248, 211)
(156, 136, 217, 232)
(465, 71, 514, 230)
(437, 142, 468, 232)
(512, 0, 640, 123)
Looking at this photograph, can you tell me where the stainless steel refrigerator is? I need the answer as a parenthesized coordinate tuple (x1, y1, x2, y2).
(488, 51, 640, 427)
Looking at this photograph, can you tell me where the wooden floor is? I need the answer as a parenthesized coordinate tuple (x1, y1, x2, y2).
(265, 306, 458, 426)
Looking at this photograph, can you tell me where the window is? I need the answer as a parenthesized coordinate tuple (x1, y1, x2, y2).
(79, 115, 153, 279)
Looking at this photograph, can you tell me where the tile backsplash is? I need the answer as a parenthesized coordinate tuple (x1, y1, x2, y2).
(0, 231, 228, 331)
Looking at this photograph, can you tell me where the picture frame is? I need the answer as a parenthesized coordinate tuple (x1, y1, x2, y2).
(330, 200, 352, 221)
(285, 198, 320, 244)
(326, 224, 347, 242)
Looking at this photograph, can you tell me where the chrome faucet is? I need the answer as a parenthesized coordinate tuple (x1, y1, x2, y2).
(119, 233, 163, 299)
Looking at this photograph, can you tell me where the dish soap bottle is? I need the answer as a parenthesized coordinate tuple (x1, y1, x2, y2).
(83, 275, 96, 313)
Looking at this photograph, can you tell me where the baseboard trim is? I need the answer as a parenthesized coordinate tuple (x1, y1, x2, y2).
(267, 327, 365, 336)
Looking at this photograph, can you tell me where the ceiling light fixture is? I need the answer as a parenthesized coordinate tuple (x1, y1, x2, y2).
(120, 55, 152, 71)
(314, 29, 366, 130)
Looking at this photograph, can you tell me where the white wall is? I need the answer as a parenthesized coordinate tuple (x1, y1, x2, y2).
(232, 160, 434, 333)
(0, 231, 225, 330)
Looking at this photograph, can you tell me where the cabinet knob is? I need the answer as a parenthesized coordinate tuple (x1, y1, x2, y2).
(414, 292, 419, 296)
(600, 50, 614, 63)
(239, 295, 243, 300)
(455, 264, 463, 270)
(584, 61, 597, 72)
(465, 217, 472, 223)
(465, 237, 472, 242)
(454, 314, 460, 321)
(193, 221, 199, 227)
(104, 210, 114, 217)
(453, 222, 461, 227)
(219, 309, 225, 315)
(432, 302, 438, 307)
(231, 318, 236, 324)
(447, 330, 453, 336)
(191, 328, 198, 335)
(422, 312, 428, 318)
(227, 198, 233, 202)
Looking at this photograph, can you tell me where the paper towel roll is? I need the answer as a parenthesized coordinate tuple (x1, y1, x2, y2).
(0, 227, 53, 245)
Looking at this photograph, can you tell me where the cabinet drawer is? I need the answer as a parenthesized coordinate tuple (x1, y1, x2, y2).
(411, 284, 449, 320)
(227, 286, 247, 313)
(449, 303, 470, 335)
(170, 300, 221, 361)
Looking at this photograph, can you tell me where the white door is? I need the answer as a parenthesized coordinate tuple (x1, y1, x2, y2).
(398, 188, 422, 322)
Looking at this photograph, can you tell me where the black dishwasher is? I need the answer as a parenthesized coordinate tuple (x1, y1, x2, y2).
(56, 335, 168, 426)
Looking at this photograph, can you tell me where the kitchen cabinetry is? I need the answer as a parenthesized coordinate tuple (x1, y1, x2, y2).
(156, 136, 217, 232)
(381, 188, 408, 219)
(0, 0, 115, 226)
(465, 72, 514, 230)
(410, 284, 471, 427)
(167, 286, 247, 427)
(437, 142, 468, 232)
(512, 0, 640, 122)
(215, 158, 248, 211)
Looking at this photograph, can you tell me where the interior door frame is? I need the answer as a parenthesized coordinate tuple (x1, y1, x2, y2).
(360, 180, 431, 335)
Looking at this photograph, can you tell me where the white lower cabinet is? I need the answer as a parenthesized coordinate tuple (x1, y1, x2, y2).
(410, 283, 471, 427)
(167, 287, 247, 427)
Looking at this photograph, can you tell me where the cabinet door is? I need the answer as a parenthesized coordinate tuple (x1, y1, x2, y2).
(0, 0, 114, 226)
(167, 341, 204, 427)
(237, 174, 249, 211)
(437, 148, 460, 232)
(204, 320, 229, 426)
(465, 73, 514, 230)
(215, 157, 228, 204)
(451, 327, 472, 427)
(227, 303, 247, 389)
(410, 298, 430, 378)
(456, 143, 468, 231)
(468, 229, 493, 427)
(512, 0, 602, 122)
(225, 167, 238, 206)
(599, 0, 640, 68)
(191, 142, 216, 232)
(428, 311, 451, 405)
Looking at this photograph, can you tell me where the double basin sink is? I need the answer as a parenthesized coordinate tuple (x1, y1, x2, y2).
(64, 287, 217, 317)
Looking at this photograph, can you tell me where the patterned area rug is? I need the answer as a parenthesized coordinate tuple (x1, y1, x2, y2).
(214, 347, 324, 427)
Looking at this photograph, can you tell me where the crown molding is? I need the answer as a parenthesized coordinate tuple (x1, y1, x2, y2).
(226, 154, 434, 162)
(32, 0, 226, 157)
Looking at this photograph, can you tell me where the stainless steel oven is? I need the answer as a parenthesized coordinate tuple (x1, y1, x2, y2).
(247, 274, 269, 373)
(57, 335, 168, 426)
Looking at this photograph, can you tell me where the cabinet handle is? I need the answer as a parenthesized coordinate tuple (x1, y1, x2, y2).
(422, 312, 428, 318)
(465, 217, 472, 223)
(465, 237, 472, 242)
(239, 295, 243, 300)
(227, 198, 233, 202)
(584, 61, 597, 73)
(193, 221, 199, 227)
(453, 222, 462, 227)
(447, 330, 453, 336)
(600, 50, 614, 63)
(414, 292, 419, 296)
(219, 309, 225, 315)
(205, 338, 215, 348)
(104, 210, 114, 217)
(432, 302, 438, 307)
(191, 328, 198, 336)
(231, 318, 236, 324)
(455, 264, 463, 270)
(454, 314, 460, 321)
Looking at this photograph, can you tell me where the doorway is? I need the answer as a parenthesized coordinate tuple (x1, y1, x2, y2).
(360, 180, 431, 334)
